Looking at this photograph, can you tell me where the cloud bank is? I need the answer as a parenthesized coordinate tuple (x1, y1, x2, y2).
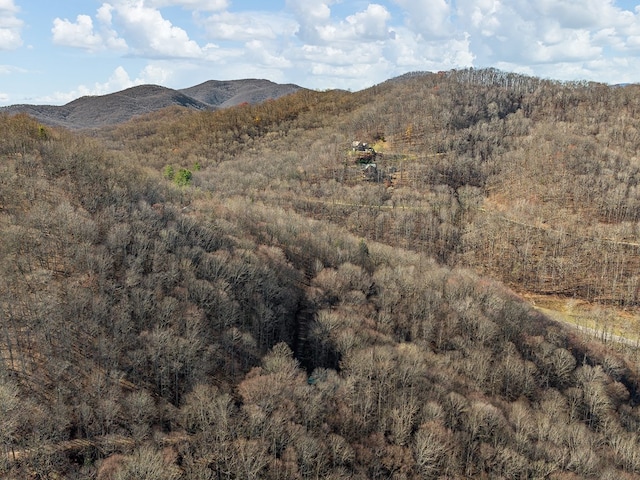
(5, 0, 640, 104)
(0, 0, 23, 50)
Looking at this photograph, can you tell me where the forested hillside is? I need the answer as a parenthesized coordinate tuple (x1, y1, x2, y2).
(102, 69, 640, 307)
(2, 69, 640, 479)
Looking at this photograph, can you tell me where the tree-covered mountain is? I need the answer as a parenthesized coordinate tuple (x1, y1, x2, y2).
(1, 69, 640, 479)
(179, 79, 301, 109)
(0, 79, 302, 130)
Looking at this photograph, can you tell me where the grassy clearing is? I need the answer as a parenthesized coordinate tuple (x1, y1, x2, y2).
(523, 293, 640, 346)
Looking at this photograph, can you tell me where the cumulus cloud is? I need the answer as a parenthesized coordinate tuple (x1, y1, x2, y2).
(535, 28, 602, 63)
(200, 11, 296, 42)
(286, 1, 394, 44)
(260, 1, 473, 89)
(51, 0, 209, 58)
(29, 0, 640, 100)
(96, 3, 113, 24)
(0, 0, 23, 50)
(52, 6, 126, 52)
(108, 0, 204, 58)
(381, 27, 474, 72)
(282, 0, 472, 88)
(319, 4, 393, 42)
(52, 15, 107, 50)
(286, 0, 337, 44)
(46, 0, 471, 91)
(246, 40, 292, 68)
(533, 0, 623, 29)
(392, 0, 452, 38)
(455, 0, 613, 67)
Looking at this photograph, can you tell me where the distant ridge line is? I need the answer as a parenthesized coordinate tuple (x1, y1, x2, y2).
(0, 78, 303, 130)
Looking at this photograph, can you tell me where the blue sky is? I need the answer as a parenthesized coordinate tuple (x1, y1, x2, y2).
(3, 0, 640, 105)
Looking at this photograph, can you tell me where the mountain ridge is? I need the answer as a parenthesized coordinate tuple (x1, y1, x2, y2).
(0, 78, 303, 130)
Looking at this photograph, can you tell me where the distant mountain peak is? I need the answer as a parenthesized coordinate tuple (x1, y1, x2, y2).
(0, 79, 303, 130)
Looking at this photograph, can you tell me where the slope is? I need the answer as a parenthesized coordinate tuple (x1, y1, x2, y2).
(96, 70, 640, 328)
(179, 78, 301, 108)
(0, 79, 302, 130)
(2, 71, 640, 479)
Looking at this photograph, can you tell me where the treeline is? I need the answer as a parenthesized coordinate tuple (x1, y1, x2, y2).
(1, 113, 640, 478)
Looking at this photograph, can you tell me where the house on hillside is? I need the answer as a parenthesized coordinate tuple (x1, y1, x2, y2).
(352, 141, 371, 152)
(351, 141, 376, 163)
(362, 163, 378, 181)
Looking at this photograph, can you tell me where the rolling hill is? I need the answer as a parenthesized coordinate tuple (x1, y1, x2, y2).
(0, 79, 302, 130)
(180, 78, 301, 108)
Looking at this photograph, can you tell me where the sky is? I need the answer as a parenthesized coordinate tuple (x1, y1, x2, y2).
(2, 0, 640, 106)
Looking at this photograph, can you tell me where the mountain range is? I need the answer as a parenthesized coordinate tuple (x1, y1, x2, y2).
(0, 78, 302, 130)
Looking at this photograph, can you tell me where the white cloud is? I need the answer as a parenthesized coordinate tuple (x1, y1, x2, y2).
(52, 7, 127, 52)
(0, 0, 22, 50)
(51, 1, 207, 58)
(96, 4, 115, 26)
(19, 0, 640, 105)
(286, 1, 394, 44)
(344, 4, 392, 40)
(286, 0, 334, 24)
(214, 2, 476, 90)
(533, 29, 602, 63)
(454, 0, 640, 67)
(382, 27, 474, 71)
(52, 15, 106, 50)
(43, 1, 479, 93)
(0, 0, 18, 11)
(392, 0, 452, 38)
(593, 27, 625, 49)
(138, 64, 173, 84)
(300, 43, 387, 74)
(286, 0, 336, 44)
(533, 0, 623, 29)
(200, 11, 296, 42)
(109, 0, 204, 58)
(246, 40, 292, 68)
(0, 64, 22, 74)
(147, 0, 228, 11)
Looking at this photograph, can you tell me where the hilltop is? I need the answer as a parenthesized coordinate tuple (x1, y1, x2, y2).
(0, 78, 302, 129)
(1, 69, 640, 479)
(180, 78, 301, 108)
